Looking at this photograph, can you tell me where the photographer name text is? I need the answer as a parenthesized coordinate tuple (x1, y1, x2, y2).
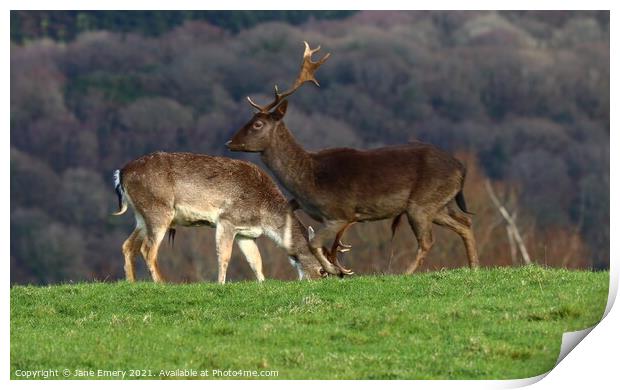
(14, 368, 279, 379)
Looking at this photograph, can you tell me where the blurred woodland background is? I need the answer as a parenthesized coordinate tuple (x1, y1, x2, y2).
(10, 11, 609, 284)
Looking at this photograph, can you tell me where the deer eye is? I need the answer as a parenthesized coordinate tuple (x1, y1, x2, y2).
(253, 121, 264, 130)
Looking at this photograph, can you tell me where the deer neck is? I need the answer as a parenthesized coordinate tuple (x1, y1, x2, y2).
(264, 207, 306, 255)
(261, 123, 314, 198)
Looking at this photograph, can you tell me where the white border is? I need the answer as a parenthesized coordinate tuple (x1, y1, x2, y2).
(4, 2, 616, 389)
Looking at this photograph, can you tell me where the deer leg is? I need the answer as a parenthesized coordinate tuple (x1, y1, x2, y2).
(449, 207, 480, 269)
(122, 228, 143, 282)
(387, 214, 405, 272)
(237, 237, 265, 282)
(216, 223, 236, 284)
(140, 227, 167, 283)
(309, 220, 354, 276)
(405, 212, 434, 274)
(434, 205, 480, 269)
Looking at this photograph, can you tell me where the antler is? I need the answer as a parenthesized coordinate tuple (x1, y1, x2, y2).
(324, 222, 355, 276)
(325, 240, 354, 276)
(247, 41, 331, 113)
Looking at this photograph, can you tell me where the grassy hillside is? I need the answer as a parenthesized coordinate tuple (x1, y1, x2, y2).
(11, 266, 608, 379)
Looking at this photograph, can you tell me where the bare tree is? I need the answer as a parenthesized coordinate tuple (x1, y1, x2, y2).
(485, 180, 531, 265)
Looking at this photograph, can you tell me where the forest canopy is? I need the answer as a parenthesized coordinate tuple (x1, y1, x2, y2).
(10, 11, 609, 284)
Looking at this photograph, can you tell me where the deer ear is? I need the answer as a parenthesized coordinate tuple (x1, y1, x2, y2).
(307, 225, 315, 241)
(271, 100, 288, 121)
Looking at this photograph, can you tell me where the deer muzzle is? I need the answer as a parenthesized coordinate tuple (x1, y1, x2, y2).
(225, 140, 245, 151)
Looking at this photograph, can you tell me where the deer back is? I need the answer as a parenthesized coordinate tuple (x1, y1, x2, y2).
(120, 152, 288, 228)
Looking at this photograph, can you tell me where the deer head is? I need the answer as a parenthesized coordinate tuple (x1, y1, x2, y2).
(226, 41, 330, 152)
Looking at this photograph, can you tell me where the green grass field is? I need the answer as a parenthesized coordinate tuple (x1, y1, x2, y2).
(11, 266, 608, 380)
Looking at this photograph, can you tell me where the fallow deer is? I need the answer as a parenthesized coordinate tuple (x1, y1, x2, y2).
(112, 152, 324, 283)
(227, 42, 480, 276)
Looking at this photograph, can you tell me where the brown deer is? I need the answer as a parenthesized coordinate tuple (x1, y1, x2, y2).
(226, 42, 479, 276)
(112, 152, 325, 283)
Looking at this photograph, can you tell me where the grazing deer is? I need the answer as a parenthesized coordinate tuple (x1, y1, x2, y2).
(227, 41, 479, 276)
(112, 152, 324, 283)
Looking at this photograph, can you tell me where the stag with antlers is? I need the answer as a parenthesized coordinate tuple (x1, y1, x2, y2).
(227, 41, 480, 276)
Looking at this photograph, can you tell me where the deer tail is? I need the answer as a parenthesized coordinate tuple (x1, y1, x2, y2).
(112, 169, 127, 216)
(455, 176, 475, 215)
(455, 190, 470, 214)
